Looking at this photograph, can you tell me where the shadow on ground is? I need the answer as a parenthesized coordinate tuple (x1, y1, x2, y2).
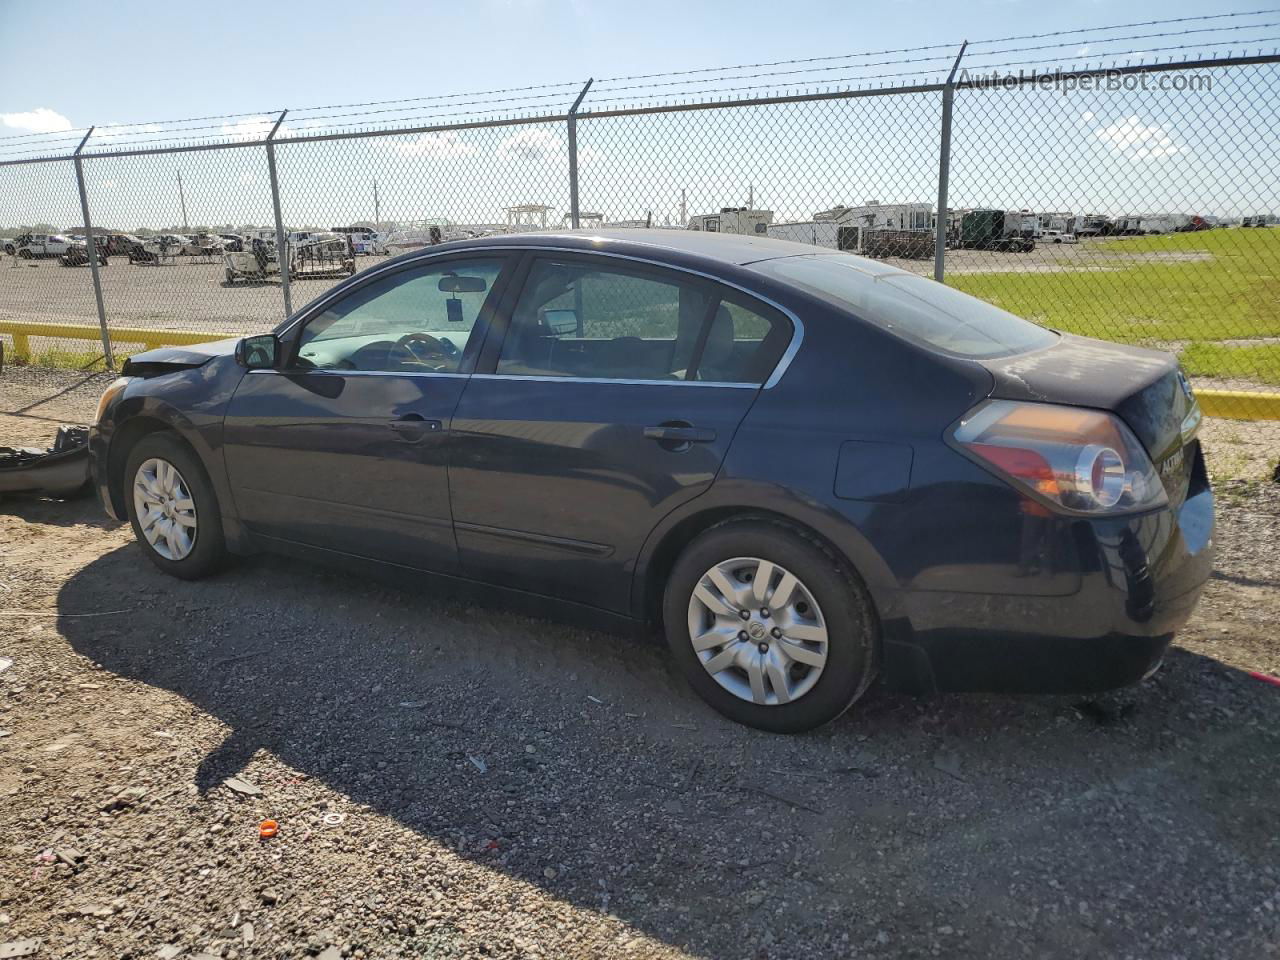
(54, 534, 1280, 958)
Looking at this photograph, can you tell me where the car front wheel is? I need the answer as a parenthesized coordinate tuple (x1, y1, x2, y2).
(124, 433, 227, 579)
(663, 519, 878, 733)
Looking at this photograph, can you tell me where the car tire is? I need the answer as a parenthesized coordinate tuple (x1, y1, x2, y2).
(663, 518, 878, 733)
(124, 433, 227, 580)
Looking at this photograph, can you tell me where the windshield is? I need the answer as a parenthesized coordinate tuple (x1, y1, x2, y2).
(755, 254, 1057, 359)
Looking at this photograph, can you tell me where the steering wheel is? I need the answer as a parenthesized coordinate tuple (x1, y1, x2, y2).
(393, 332, 457, 366)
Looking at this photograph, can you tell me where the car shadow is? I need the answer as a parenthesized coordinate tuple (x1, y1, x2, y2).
(55, 542, 1280, 957)
(1, 493, 123, 530)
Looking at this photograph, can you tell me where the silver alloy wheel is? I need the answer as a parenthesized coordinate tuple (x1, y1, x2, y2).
(686, 556, 828, 706)
(132, 457, 198, 561)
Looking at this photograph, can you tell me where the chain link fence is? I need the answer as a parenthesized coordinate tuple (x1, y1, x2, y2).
(1, 50, 1278, 460)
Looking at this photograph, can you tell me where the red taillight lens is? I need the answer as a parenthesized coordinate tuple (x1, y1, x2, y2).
(952, 400, 1167, 515)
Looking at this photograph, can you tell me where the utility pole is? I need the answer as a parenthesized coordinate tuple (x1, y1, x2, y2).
(747, 184, 753, 208)
(373, 178, 380, 226)
(177, 170, 189, 230)
(680, 189, 686, 226)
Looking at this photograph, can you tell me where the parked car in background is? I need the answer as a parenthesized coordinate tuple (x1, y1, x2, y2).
(127, 235, 185, 263)
(223, 238, 280, 283)
(1041, 230, 1079, 244)
(219, 234, 245, 252)
(180, 233, 225, 256)
(90, 230, 1213, 733)
(332, 226, 387, 255)
(9, 233, 75, 259)
(103, 234, 140, 256)
(59, 236, 110, 267)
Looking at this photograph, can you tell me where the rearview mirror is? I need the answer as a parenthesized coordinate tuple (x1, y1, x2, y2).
(438, 274, 487, 294)
(236, 333, 279, 369)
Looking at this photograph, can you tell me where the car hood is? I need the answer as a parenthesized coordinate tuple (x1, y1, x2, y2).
(121, 338, 241, 374)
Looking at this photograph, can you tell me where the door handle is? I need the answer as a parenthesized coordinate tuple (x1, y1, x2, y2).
(643, 423, 717, 450)
(389, 414, 442, 441)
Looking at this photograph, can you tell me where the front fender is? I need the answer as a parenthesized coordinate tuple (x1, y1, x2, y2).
(99, 357, 250, 549)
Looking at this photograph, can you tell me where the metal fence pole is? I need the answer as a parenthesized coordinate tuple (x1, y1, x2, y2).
(266, 110, 292, 318)
(933, 42, 968, 283)
(567, 79, 594, 229)
(72, 127, 115, 370)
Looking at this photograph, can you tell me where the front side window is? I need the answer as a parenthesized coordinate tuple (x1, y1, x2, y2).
(294, 257, 505, 373)
(495, 258, 791, 384)
(754, 254, 1056, 359)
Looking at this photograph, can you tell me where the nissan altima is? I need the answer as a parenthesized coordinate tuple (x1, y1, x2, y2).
(89, 230, 1213, 732)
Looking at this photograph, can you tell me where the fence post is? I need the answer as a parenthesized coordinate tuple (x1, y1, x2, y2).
(73, 127, 114, 370)
(567, 79, 594, 229)
(266, 110, 292, 319)
(934, 42, 968, 283)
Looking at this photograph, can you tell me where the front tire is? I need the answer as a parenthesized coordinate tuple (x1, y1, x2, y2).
(124, 433, 227, 580)
(663, 519, 878, 733)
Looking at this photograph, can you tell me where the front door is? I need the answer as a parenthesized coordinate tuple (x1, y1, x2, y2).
(222, 254, 513, 572)
(448, 253, 795, 612)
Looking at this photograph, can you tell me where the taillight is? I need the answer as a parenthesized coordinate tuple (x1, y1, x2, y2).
(951, 400, 1167, 515)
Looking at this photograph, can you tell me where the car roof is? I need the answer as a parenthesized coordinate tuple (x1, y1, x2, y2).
(441, 228, 908, 275)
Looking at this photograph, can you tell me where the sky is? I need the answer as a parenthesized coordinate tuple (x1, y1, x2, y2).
(1, 0, 1277, 230)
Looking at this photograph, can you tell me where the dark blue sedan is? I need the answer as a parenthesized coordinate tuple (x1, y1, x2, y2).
(89, 231, 1213, 732)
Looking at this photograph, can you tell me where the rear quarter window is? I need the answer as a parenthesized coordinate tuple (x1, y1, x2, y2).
(755, 255, 1056, 359)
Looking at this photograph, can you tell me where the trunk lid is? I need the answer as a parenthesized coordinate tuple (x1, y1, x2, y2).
(979, 334, 1201, 505)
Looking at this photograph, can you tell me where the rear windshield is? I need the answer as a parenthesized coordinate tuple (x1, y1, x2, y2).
(755, 255, 1057, 359)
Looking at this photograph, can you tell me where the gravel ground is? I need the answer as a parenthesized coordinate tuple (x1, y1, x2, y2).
(1, 368, 1279, 960)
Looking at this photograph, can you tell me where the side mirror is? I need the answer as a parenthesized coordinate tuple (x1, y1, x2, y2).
(542, 308, 579, 335)
(236, 333, 279, 369)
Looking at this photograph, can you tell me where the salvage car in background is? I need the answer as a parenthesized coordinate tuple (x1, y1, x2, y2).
(223, 239, 280, 283)
(89, 230, 1213, 732)
(8, 233, 75, 259)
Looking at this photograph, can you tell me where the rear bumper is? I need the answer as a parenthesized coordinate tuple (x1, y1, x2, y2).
(881, 486, 1214, 694)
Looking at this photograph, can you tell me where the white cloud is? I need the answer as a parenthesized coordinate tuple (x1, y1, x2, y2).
(1081, 110, 1094, 122)
(1, 107, 73, 133)
(1076, 45, 1090, 57)
(94, 121, 163, 143)
(497, 128, 562, 162)
(383, 131, 478, 159)
(221, 116, 281, 142)
(1094, 116, 1186, 159)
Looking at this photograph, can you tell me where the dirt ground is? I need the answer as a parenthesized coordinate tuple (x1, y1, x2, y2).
(2, 369, 1279, 960)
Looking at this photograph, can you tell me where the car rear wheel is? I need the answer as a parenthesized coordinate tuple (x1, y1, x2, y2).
(664, 519, 878, 733)
(124, 433, 227, 580)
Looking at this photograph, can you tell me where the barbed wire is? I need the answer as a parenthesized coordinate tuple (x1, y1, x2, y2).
(580, 40, 1280, 108)
(587, 22, 1280, 99)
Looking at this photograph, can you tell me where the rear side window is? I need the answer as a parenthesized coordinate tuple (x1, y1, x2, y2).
(755, 255, 1056, 359)
(495, 259, 791, 384)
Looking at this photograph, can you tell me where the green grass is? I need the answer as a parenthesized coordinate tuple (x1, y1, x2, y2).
(8, 349, 109, 372)
(1180, 341, 1280, 386)
(949, 228, 1280, 383)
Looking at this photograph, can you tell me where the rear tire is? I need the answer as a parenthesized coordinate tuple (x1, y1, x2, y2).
(124, 433, 227, 580)
(663, 519, 878, 733)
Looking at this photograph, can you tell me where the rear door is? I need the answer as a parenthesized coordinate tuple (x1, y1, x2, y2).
(448, 253, 795, 613)
(222, 253, 515, 572)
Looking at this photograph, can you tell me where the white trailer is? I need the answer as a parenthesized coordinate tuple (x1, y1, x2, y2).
(687, 208, 774, 235)
(766, 220, 840, 248)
